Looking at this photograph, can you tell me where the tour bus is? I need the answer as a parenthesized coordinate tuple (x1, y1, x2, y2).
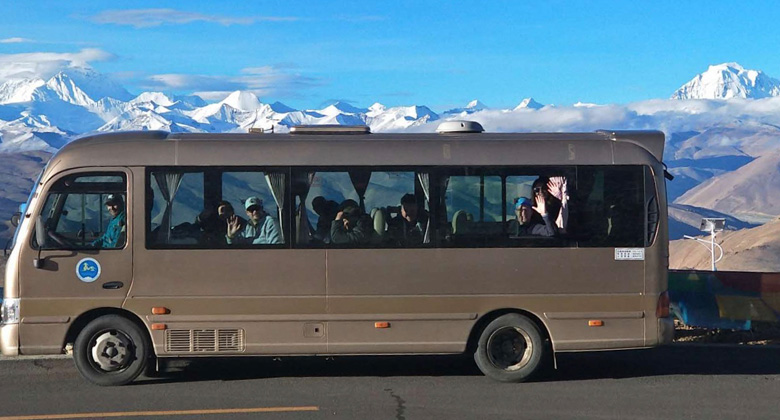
(1, 121, 673, 386)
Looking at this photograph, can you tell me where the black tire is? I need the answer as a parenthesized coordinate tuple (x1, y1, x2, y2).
(474, 313, 546, 383)
(73, 315, 150, 386)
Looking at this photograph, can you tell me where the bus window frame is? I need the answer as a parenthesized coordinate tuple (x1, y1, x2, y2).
(145, 166, 291, 250)
(31, 171, 128, 251)
(574, 164, 649, 248)
(290, 166, 437, 250)
(434, 165, 577, 249)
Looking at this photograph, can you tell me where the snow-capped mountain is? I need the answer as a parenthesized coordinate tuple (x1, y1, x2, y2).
(444, 100, 488, 115)
(0, 68, 133, 106)
(366, 104, 438, 132)
(0, 78, 46, 104)
(514, 98, 544, 110)
(672, 62, 780, 100)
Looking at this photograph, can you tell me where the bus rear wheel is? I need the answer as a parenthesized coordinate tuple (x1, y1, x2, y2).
(73, 315, 149, 386)
(474, 313, 545, 382)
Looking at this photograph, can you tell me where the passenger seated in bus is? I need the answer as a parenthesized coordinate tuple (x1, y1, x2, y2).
(194, 206, 223, 246)
(388, 193, 427, 246)
(331, 201, 375, 245)
(226, 197, 282, 245)
(533, 176, 569, 233)
(217, 200, 245, 234)
(312, 196, 338, 243)
(508, 197, 555, 237)
(90, 194, 126, 248)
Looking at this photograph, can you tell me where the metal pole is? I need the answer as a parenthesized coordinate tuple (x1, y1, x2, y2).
(710, 230, 716, 271)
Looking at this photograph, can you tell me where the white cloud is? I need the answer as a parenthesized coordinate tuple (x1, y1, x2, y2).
(90, 9, 298, 28)
(146, 66, 321, 100)
(0, 48, 115, 82)
(0, 37, 32, 44)
(405, 97, 780, 137)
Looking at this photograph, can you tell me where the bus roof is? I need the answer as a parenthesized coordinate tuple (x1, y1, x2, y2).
(44, 130, 665, 176)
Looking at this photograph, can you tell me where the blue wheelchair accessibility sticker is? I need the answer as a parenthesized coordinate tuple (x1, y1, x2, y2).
(76, 258, 101, 283)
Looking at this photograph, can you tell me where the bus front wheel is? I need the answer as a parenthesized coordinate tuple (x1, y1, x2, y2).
(474, 313, 545, 382)
(73, 315, 150, 386)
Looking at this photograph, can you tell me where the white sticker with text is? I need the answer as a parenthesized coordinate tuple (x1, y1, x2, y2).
(615, 248, 645, 261)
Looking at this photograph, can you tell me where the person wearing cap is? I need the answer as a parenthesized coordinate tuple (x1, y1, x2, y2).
(508, 196, 556, 237)
(226, 196, 281, 245)
(388, 193, 428, 246)
(330, 200, 375, 245)
(90, 194, 126, 248)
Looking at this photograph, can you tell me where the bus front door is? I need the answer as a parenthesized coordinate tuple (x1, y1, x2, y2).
(16, 169, 133, 355)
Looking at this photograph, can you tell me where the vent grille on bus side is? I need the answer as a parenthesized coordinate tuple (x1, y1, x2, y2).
(165, 329, 245, 352)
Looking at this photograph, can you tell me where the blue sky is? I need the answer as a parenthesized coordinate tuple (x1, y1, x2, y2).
(2, 1, 780, 111)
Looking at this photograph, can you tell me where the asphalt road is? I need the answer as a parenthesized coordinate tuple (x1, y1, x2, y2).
(0, 344, 778, 420)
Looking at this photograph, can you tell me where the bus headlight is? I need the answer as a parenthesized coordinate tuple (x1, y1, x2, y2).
(1, 298, 19, 325)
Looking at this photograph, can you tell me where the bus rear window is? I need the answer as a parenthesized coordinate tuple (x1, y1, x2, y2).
(576, 166, 645, 247)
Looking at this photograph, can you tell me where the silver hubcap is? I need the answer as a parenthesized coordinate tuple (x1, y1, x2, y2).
(486, 326, 533, 371)
(90, 331, 134, 372)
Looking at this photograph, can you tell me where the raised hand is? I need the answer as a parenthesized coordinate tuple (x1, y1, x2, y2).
(227, 215, 240, 238)
(533, 192, 547, 216)
(547, 176, 568, 200)
(549, 176, 569, 231)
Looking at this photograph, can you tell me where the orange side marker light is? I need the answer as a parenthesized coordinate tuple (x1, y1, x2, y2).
(375, 322, 391, 329)
(151, 323, 167, 330)
(588, 320, 604, 327)
(152, 307, 170, 315)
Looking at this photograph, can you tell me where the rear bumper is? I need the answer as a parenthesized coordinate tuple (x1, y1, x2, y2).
(658, 317, 674, 345)
(0, 323, 19, 356)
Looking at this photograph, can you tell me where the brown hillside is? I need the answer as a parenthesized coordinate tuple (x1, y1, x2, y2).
(675, 151, 780, 223)
(670, 217, 780, 271)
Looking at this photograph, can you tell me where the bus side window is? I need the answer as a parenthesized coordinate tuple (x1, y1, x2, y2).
(439, 172, 503, 247)
(576, 166, 645, 248)
(221, 171, 286, 246)
(148, 171, 205, 246)
(292, 169, 430, 248)
(34, 173, 127, 250)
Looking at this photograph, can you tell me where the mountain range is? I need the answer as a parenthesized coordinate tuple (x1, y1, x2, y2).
(4, 62, 780, 271)
(0, 66, 547, 153)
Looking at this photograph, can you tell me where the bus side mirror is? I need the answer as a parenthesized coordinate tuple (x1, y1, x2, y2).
(11, 212, 21, 227)
(34, 216, 46, 269)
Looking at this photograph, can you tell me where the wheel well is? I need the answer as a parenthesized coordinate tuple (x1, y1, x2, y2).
(63, 308, 150, 350)
(466, 308, 552, 354)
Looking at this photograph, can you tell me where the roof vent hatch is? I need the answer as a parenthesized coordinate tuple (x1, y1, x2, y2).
(436, 120, 484, 134)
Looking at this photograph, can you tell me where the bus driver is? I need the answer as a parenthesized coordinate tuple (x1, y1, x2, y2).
(90, 194, 126, 248)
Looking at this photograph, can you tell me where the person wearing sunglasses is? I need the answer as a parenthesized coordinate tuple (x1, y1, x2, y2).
(532, 176, 569, 233)
(226, 196, 281, 245)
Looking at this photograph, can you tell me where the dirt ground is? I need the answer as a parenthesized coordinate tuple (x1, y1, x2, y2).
(674, 320, 780, 345)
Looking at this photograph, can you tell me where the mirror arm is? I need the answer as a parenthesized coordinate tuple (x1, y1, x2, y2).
(34, 215, 46, 269)
(33, 247, 44, 269)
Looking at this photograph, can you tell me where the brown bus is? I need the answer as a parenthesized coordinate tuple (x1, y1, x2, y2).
(1, 123, 673, 386)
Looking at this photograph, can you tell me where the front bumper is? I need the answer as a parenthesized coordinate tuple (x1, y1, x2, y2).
(0, 323, 19, 356)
